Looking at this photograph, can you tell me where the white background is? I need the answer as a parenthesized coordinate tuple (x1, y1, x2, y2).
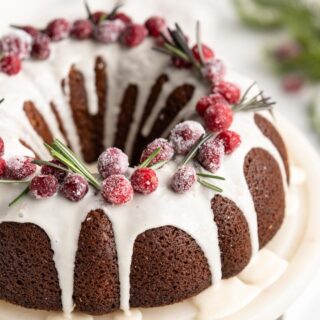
(1, 0, 320, 319)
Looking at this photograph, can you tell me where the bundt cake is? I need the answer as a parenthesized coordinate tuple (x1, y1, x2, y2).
(0, 4, 289, 319)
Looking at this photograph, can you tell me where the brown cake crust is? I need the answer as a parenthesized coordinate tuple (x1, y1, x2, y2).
(0, 222, 61, 310)
(73, 209, 120, 315)
(244, 148, 285, 248)
(254, 113, 290, 183)
(212, 195, 252, 279)
(129, 226, 211, 308)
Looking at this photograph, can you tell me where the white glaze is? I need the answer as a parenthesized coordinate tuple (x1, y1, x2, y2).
(0, 23, 287, 320)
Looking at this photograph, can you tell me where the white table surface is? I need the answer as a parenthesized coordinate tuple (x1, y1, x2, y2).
(1, 0, 320, 319)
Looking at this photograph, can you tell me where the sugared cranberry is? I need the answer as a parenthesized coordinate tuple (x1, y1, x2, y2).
(31, 33, 51, 60)
(169, 120, 205, 155)
(0, 55, 21, 75)
(171, 56, 192, 69)
(0, 31, 32, 59)
(201, 59, 226, 84)
(282, 74, 305, 93)
(60, 174, 89, 202)
(145, 16, 166, 37)
(70, 19, 93, 40)
(171, 165, 196, 193)
(204, 102, 233, 132)
(41, 160, 67, 183)
(46, 18, 70, 41)
(215, 81, 241, 104)
(192, 44, 214, 63)
(140, 138, 174, 167)
(0, 158, 6, 177)
(30, 175, 59, 199)
(5, 156, 36, 180)
(198, 138, 224, 173)
(131, 168, 158, 195)
(0, 137, 4, 156)
(12, 25, 40, 39)
(274, 41, 301, 62)
(102, 174, 133, 205)
(98, 147, 129, 179)
(113, 12, 132, 26)
(216, 130, 241, 154)
(94, 20, 126, 44)
(121, 24, 148, 47)
(91, 11, 107, 25)
(196, 93, 226, 116)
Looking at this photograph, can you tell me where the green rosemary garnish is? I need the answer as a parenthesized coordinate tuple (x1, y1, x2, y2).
(139, 147, 161, 168)
(196, 173, 225, 180)
(0, 180, 30, 184)
(149, 160, 168, 170)
(85, 0, 122, 24)
(197, 177, 223, 193)
(8, 186, 29, 207)
(32, 159, 71, 173)
(0, 98, 4, 104)
(232, 82, 275, 113)
(45, 139, 101, 190)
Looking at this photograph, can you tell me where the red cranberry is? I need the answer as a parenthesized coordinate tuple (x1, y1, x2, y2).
(204, 102, 233, 132)
(70, 19, 93, 40)
(60, 174, 89, 202)
(46, 18, 70, 41)
(30, 175, 59, 199)
(0, 158, 6, 177)
(102, 174, 133, 205)
(274, 41, 301, 61)
(196, 93, 226, 116)
(0, 137, 4, 156)
(192, 44, 214, 62)
(31, 33, 51, 60)
(94, 20, 126, 44)
(98, 147, 129, 179)
(0, 31, 31, 59)
(140, 138, 174, 167)
(0, 55, 21, 75)
(121, 24, 148, 47)
(5, 156, 36, 180)
(41, 160, 67, 183)
(113, 12, 132, 25)
(11, 25, 40, 39)
(92, 11, 107, 25)
(201, 59, 226, 84)
(171, 56, 192, 69)
(198, 138, 224, 173)
(282, 74, 305, 93)
(215, 81, 241, 104)
(216, 130, 241, 154)
(171, 165, 196, 193)
(145, 16, 166, 37)
(169, 120, 205, 155)
(131, 168, 158, 195)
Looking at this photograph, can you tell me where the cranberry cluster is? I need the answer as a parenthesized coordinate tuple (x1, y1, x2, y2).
(0, 9, 167, 76)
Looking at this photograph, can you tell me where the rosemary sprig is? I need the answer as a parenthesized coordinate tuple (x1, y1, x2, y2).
(8, 186, 29, 207)
(149, 160, 168, 170)
(32, 159, 71, 173)
(0, 98, 4, 104)
(45, 139, 101, 190)
(85, 0, 122, 24)
(197, 173, 225, 180)
(107, 2, 123, 20)
(0, 180, 30, 184)
(197, 177, 223, 193)
(139, 147, 161, 168)
(196, 21, 205, 66)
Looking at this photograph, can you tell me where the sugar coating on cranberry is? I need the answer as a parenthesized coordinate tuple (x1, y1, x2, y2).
(94, 19, 126, 44)
(70, 19, 93, 40)
(41, 160, 68, 183)
(216, 130, 241, 154)
(30, 175, 59, 199)
(60, 174, 89, 202)
(113, 12, 132, 25)
(0, 137, 4, 156)
(102, 174, 133, 205)
(121, 24, 148, 47)
(0, 55, 21, 75)
(196, 93, 226, 116)
(145, 16, 166, 37)
(5, 156, 36, 180)
(198, 138, 224, 173)
(0, 31, 32, 59)
(131, 168, 158, 195)
(204, 102, 233, 132)
(31, 33, 51, 60)
(0, 158, 6, 177)
(140, 138, 174, 166)
(46, 18, 70, 41)
(169, 121, 205, 155)
(192, 44, 214, 62)
(171, 165, 196, 193)
(201, 59, 226, 84)
(98, 147, 129, 179)
(215, 81, 241, 104)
